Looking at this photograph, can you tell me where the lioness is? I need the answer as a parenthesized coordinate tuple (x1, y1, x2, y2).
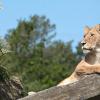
(58, 24, 100, 86)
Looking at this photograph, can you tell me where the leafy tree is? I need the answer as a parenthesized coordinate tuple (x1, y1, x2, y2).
(5, 15, 57, 91)
(6, 15, 56, 73)
(0, 38, 10, 82)
(5, 15, 83, 92)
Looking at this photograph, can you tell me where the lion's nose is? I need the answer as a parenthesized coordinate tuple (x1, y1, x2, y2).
(81, 41, 86, 46)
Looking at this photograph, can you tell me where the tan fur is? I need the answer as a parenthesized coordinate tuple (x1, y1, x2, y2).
(57, 24, 100, 86)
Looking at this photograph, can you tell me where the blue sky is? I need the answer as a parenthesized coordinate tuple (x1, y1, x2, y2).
(0, 0, 100, 49)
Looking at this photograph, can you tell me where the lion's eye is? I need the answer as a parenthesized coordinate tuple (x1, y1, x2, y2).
(90, 33, 94, 36)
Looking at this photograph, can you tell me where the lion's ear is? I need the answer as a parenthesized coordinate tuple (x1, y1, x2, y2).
(95, 24, 100, 31)
(84, 26, 90, 34)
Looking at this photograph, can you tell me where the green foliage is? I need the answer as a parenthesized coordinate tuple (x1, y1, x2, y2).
(0, 66, 9, 82)
(0, 38, 10, 82)
(3, 15, 83, 92)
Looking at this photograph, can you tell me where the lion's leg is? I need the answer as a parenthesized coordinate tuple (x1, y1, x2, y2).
(76, 64, 100, 75)
(57, 72, 78, 86)
(75, 60, 100, 75)
(57, 60, 100, 86)
(57, 60, 85, 86)
(93, 65, 100, 73)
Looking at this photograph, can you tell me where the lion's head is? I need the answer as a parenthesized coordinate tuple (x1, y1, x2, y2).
(81, 24, 100, 54)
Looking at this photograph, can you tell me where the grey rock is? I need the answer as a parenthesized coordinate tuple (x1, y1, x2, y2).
(19, 74, 100, 100)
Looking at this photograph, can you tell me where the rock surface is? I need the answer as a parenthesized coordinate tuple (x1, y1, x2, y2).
(19, 74, 100, 100)
(0, 76, 24, 100)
